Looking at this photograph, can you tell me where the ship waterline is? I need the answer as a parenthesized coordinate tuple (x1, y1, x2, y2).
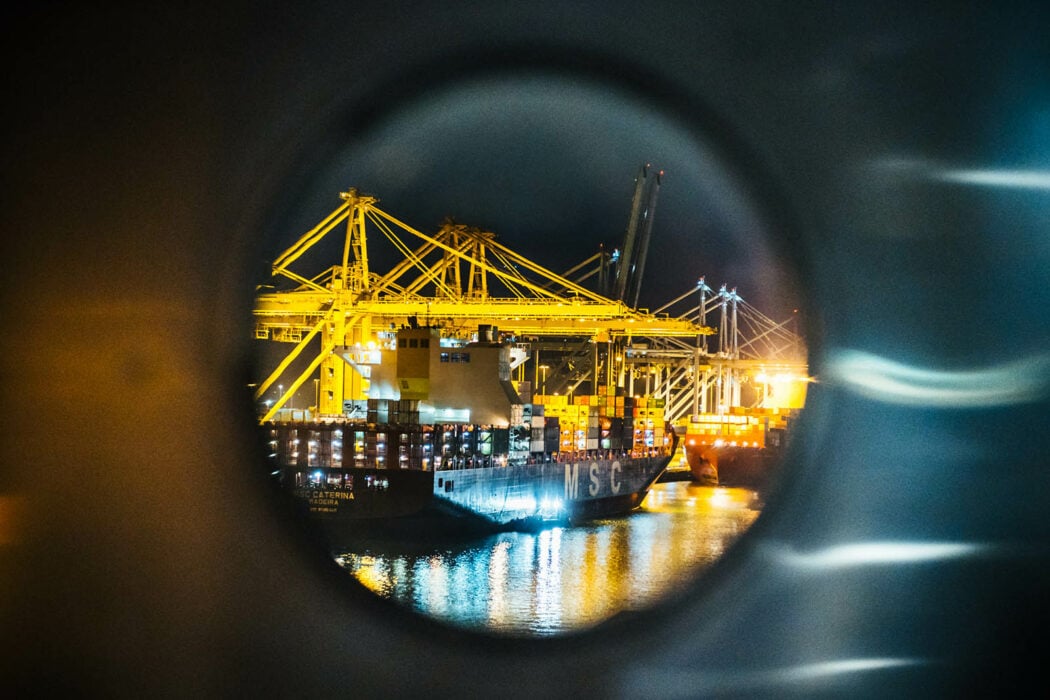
(280, 450, 670, 529)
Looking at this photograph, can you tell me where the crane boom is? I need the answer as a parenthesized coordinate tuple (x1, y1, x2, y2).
(253, 186, 711, 419)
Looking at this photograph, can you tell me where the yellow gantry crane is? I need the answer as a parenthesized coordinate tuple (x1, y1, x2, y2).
(253, 189, 711, 422)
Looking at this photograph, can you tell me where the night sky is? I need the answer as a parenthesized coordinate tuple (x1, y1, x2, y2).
(263, 73, 802, 321)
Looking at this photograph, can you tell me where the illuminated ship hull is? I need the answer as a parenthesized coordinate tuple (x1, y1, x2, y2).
(428, 451, 670, 526)
(685, 443, 778, 491)
(275, 442, 672, 530)
(681, 412, 794, 491)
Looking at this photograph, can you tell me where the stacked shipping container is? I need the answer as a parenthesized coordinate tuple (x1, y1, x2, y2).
(682, 407, 796, 448)
(267, 391, 671, 472)
(530, 391, 667, 453)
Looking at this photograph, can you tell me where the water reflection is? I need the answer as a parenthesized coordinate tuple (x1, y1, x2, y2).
(333, 481, 761, 636)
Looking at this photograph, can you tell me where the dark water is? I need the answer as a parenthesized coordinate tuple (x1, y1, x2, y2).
(331, 479, 762, 636)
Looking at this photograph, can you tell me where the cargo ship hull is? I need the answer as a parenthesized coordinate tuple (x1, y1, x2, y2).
(278, 451, 671, 530)
(685, 444, 778, 491)
(280, 467, 436, 520)
(430, 453, 669, 526)
(681, 412, 795, 491)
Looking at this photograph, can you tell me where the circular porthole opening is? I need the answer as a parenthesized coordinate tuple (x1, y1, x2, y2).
(249, 66, 808, 637)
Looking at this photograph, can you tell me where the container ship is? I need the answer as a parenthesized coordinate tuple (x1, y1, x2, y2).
(266, 325, 675, 530)
(681, 409, 796, 491)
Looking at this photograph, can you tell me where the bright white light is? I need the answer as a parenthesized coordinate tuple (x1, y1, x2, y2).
(629, 657, 923, 696)
(770, 541, 983, 569)
(937, 168, 1050, 190)
(500, 496, 537, 512)
(824, 348, 1050, 407)
(777, 657, 922, 683)
(708, 490, 728, 508)
(539, 497, 563, 515)
(875, 157, 1050, 191)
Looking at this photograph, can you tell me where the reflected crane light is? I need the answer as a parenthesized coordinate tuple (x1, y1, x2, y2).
(824, 349, 1050, 407)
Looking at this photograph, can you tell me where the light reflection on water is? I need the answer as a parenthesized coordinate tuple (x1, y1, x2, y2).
(333, 481, 762, 636)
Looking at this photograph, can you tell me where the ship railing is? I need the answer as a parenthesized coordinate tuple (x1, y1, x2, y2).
(433, 446, 671, 472)
(519, 448, 664, 465)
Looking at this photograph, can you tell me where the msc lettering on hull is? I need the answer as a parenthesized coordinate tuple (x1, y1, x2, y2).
(565, 461, 623, 500)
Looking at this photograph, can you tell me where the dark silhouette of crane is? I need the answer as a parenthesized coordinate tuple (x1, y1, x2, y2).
(612, 163, 663, 308)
